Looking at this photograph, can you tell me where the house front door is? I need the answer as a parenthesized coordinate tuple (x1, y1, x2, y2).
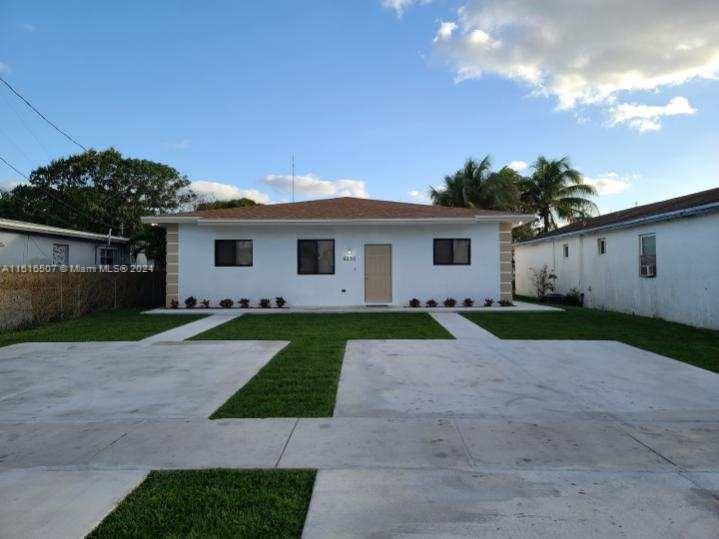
(364, 244, 392, 303)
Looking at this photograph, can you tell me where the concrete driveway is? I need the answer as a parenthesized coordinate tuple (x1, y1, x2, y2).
(1, 312, 718, 537)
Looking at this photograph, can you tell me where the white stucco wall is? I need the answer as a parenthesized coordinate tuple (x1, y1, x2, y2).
(177, 222, 501, 306)
(0, 230, 126, 266)
(514, 211, 719, 329)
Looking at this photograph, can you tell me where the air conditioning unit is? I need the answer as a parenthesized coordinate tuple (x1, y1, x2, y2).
(640, 264, 656, 277)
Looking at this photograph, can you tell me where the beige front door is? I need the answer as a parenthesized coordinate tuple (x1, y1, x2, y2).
(364, 244, 392, 303)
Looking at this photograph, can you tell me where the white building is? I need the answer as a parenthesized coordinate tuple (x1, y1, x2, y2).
(142, 197, 532, 308)
(514, 187, 719, 329)
(0, 218, 130, 267)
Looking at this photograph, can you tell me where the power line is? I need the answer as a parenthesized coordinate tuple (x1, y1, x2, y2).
(0, 76, 87, 152)
(0, 154, 28, 179)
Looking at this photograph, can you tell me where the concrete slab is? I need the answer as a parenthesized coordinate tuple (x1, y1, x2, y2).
(303, 469, 719, 538)
(278, 418, 470, 469)
(90, 419, 297, 469)
(139, 313, 240, 343)
(620, 420, 719, 470)
(0, 469, 147, 539)
(0, 341, 287, 421)
(456, 418, 670, 471)
(335, 338, 719, 420)
(335, 340, 589, 418)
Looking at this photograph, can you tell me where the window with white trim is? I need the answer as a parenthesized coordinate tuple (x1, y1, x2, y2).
(52, 243, 69, 265)
(598, 238, 606, 255)
(99, 247, 116, 266)
(639, 234, 656, 278)
(563, 244, 569, 258)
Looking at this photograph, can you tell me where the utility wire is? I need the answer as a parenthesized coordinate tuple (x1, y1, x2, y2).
(1, 90, 52, 159)
(0, 76, 87, 151)
(0, 154, 28, 179)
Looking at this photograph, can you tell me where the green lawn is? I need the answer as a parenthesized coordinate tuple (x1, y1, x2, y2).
(193, 312, 452, 418)
(0, 309, 205, 348)
(88, 469, 315, 538)
(463, 303, 719, 373)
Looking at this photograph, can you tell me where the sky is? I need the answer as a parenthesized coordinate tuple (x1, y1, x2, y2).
(1, 0, 718, 214)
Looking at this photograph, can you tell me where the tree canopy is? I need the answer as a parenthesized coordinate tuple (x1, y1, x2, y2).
(195, 197, 259, 211)
(0, 148, 195, 237)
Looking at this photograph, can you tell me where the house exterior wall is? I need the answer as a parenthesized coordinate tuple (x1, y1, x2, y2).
(0, 230, 127, 267)
(175, 222, 503, 307)
(514, 211, 719, 329)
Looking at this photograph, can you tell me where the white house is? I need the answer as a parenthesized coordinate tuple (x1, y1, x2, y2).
(142, 197, 533, 308)
(514, 187, 719, 329)
(0, 218, 130, 267)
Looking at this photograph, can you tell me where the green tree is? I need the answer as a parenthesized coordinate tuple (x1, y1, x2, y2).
(430, 155, 520, 211)
(0, 148, 195, 237)
(518, 156, 597, 233)
(195, 197, 259, 211)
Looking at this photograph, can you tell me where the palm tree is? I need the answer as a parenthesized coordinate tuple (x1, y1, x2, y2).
(519, 156, 598, 233)
(430, 155, 520, 211)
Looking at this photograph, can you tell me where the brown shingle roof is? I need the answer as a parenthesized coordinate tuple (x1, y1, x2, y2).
(525, 187, 719, 242)
(169, 197, 512, 220)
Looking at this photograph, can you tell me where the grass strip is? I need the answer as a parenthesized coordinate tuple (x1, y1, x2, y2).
(0, 308, 206, 348)
(463, 303, 719, 373)
(193, 312, 453, 417)
(88, 469, 315, 538)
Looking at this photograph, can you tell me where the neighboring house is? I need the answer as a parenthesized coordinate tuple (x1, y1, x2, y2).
(142, 197, 533, 308)
(0, 218, 130, 267)
(514, 187, 719, 330)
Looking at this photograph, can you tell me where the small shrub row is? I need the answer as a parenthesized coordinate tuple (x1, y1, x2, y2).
(171, 296, 288, 309)
(407, 297, 514, 308)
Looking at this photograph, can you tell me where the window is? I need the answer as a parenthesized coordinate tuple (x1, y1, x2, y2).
(215, 240, 253, 266)
(563, 244, 569, 258)
(99, 247, 115, 266)
(298, 239, 335, 274)
(52, 243, 69, 265)
(598, 238, 606, 255)
(433, 239, 471, 265)
(639, 234, 656, 278)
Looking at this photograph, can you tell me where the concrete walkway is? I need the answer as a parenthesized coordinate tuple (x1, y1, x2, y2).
(430, 311, 500, 340)
(140, 313, 240, 343)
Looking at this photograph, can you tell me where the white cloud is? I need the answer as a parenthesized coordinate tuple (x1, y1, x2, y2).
(434, 22, 457, 43)
(433, 0, 719, 125)
(20, 24, 36, 32)
(190, 180, 271, 204)
(609, 96, 697, 132)
(0, 178, 23, 192)
(381, 0, 432, 17)
(261, 173, 368, 198)
(164, 139, 191, 150)
(506, 160, 528, 172)
(583, 172, 638, 196)
(408, 188, 430, 203)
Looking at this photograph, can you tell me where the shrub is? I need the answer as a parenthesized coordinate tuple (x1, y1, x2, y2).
(200, 298, 210, 308)
(184, 296, 197, 309)
(169, 299, 179, 309)
(498, 299, 514, 307)
(239, 298, 250, 309)
(275, 296, 287, 308)
(426, 299, 438, 308)
(565, 288, 583, 306)
(531, 265, 557, 299)
(443, 297, 457, 307)
(408, 298, 421, 308)
(219, 298, 234, 308)
(484, 298, 494, 307)
(259, 298, 271, 308)
(463, 298, 474, 307)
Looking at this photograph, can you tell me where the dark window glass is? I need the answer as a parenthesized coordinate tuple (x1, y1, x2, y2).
(99, 248, 115, 266)
(215, 240, 253, 266)
(433, 238, 471, 265)
(298, 239, 335, 274)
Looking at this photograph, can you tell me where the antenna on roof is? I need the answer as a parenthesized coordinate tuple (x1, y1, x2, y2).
(291, 153, 295, 203)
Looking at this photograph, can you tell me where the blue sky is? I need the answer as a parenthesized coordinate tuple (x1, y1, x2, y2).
(1, 0, 718, 213)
